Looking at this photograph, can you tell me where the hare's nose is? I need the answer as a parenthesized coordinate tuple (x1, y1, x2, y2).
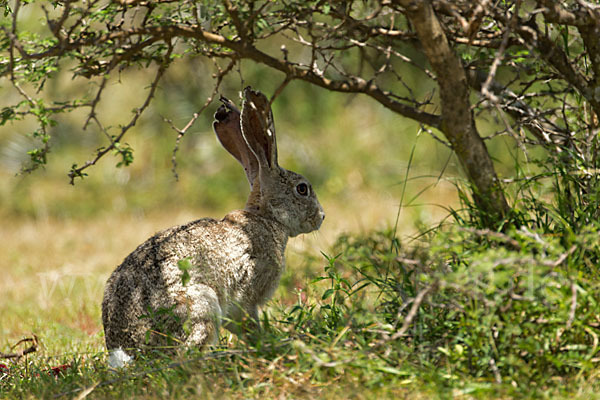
(319, 211, 325, 221)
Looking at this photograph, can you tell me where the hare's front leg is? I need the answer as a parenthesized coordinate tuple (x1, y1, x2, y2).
(182, 285, 222, 349)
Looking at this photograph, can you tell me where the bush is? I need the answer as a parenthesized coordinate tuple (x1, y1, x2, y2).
(297, 224, 600, 392)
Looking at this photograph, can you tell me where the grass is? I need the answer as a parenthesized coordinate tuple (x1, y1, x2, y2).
(2, 132, 600, 397)
(0, 213, 415, 399)
(2, 210, 600, 398)
(1, 55, 599, 399)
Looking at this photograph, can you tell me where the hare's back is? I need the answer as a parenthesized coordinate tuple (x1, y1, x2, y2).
(107, 217, 221, 285)
(101, 217, 222, 349)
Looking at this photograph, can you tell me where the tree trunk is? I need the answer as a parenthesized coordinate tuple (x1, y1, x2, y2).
(398, 0, 510, 226)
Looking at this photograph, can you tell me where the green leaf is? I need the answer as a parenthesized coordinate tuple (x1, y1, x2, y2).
(177, 258, 193, 287)
(322, 288, 334, 300)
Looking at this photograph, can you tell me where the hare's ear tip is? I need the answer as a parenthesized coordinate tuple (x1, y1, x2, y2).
(243, 86, 262, 98)
(214, 104, 230, 122)
(217, 95, 234, 109)
(215, 96, 240, 122)
(219, 95, 237, 107)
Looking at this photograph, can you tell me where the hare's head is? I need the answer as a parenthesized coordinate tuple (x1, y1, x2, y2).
(213, 87, 324, 237)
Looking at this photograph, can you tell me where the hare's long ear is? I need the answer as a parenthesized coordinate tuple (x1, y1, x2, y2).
(213, 96, 259, 188)
(240, 87, 278, 170)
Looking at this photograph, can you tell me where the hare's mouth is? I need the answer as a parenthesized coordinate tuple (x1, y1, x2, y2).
(305, 209, 325, 233)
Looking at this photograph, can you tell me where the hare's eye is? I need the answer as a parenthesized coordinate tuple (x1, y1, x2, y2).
(296, 182, 309, 196)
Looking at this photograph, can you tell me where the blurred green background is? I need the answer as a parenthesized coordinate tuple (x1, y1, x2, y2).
(4, 5, 600, 398)
(0, 2, 531, 238)
(0, 57, 470, 235)
(0, 18, 518, 345)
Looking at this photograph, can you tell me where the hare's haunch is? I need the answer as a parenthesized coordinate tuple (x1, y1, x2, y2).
(101, 88, 324, 365)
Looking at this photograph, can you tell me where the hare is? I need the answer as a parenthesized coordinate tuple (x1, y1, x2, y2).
(101, 87, 324, 366)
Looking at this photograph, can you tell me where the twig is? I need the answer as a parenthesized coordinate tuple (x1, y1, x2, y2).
(83, 76, 108, 131)
(390, 285, 434, 340)
(489, 357, 502, 384)
(269, 75, 292, 105)
(457, 227, 522, 250)
(73, 382, 100, 400)
(480, 0, 520, 103)
(68, 43, 174, 184)
(167, 58, 236, 180)
(551, 245, 577, 268)
(556, 280, 580, 342)
(566, 281, 578, 330)
(0, 336, 38, 360)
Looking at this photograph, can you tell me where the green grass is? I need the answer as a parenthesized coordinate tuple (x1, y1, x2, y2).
(2, 142, 600, 398)
(2, 52, 599, 399)
(2, 214, 599, 398)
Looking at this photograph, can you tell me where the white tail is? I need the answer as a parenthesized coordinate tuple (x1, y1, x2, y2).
(108, 347, 132, 369)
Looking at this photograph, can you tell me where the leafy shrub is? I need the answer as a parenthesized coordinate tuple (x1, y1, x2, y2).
(300, 225, 600, 390)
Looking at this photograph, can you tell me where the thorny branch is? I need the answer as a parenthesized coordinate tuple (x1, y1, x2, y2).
(166, 58, 237, 180)
(2, 0, 600, 221)
(68, 43, 175, 184)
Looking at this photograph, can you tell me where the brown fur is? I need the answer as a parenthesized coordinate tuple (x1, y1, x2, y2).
(101, 88, 324, 354)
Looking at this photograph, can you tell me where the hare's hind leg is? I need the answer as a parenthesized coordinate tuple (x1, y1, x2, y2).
(182, 285, 222, 348)
(223, 304, 260, 344)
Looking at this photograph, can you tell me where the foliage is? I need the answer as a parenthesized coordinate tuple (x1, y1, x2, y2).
(2, 1, 600, 398)
(2, 220, 600, 398)
(3, 0, 600, 225)
(3, 151, 600, 397)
